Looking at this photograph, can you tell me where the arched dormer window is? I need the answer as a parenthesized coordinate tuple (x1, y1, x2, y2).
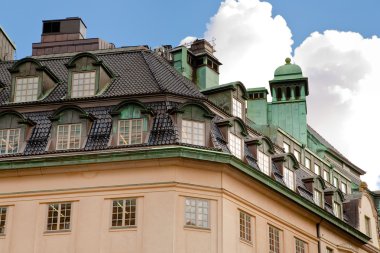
(8, 58, 59, 103)
(324, 188, 344, 219)
(246, 136, 275, 176)
(273, 153, 300, 191)
(0, 110, 35, 154)
(49, 106, 95, 150)
(65, 52, 114, 99)
(110, 101, 153, 146)
(303, 176, 326, 207)
(176, 102, 214, 146)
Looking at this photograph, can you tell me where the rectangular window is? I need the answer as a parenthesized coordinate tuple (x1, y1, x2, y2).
(333, 202, 341, 219)
(314, 190, 322, 207)
(232, 98, 242, 118)
(0, 128, 20, 154)
(185, 198, 209, 228)
(71, 71, 96, 98)
(365, 216, 371, 237)
(229, 133, 242, 159)
(181, 120, 205, 146)
(118, 119, 143, 145)
(240, 211, 252, 242)
(258, 150, 270, 175)
(15, 77, 39, 102)
(56, 124, 81, 150)
(46, 202, 72, 231)
(0, 207, 7, 234)
(323, 170, 329, 182)
(269, 225, 280, 253)
(333, 177, 338, 188)
(111, 199, 136, 227)
(283, 167, 295, 191)
(295, 238, 307, 253)
(294, 150, 300, 162)
(314, 164, 320, 175)
(341, 182, 347, 194)
(283, 142, 290, 153)
(305, 157, 310, 169)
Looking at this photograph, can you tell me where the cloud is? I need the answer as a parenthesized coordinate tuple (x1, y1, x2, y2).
(203, 0, 293, 86)
(181, 0, 380, 189)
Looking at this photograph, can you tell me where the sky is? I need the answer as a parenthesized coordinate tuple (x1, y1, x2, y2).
(1, 0, 380, 188)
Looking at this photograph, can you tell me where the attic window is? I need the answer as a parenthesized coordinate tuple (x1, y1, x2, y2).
(228, 133, 242, 159)
(283, 166, 295, 191)
(71, 71, 96, 98)
(56, 124, 82, 150)
(232, 98, 242, 118)
(313, 189, 322, 207)
(43, 22, 60, 33)
(257, 150, 270, 175)
(333, 201, 342, 218)
(0, 128, 20, 154)
(14, 77, 39, 102)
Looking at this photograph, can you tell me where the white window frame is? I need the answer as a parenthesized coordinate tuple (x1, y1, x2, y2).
(341, 182, 347, 194)
(333, 201, 342, 219)
(232, 97, 242, 118)
(56, 124, 82, 150)
(14, 76, 39, 102)
(314, 164, 320, 176)
(294, 150, 300, 162)
(258, 150, 271, 175)
(314, 189, 322, 207)
(283, 167, 295, 191)
(0, 128, 21, 154)
(305, 157, 311, 169)
(118, 119, 144, 145)
(46, 202, 72, 232)
(323, 170, 329, 182)
(333, 177, 338, 188)
(283, 142, 290, 153)
(295, 238, 307, 253)
(111, 198, 137, 228)
(0, 207, 7, 235)
(185, 197, 209, 228)
(239, 211, 252, 242)
(228, 132, 242, 159)
(71, 71, 96, 98)
(181, 120, 205, 146)
(269, 225, 280, 253)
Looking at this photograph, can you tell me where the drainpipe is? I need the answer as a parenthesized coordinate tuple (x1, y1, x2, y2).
(317, 219, 323, 253)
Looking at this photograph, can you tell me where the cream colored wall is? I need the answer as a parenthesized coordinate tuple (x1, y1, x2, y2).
(0, 158, 376, 253)
(359, 193, 380, 248)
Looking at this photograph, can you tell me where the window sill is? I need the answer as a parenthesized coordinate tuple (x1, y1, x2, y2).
(184, 225, 211, 232)
(43, 230, 71, 236)
(109, 226, 137, 232)
(240, 238, 253, 246)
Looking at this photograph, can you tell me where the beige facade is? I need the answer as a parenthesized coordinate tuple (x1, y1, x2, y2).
(0, 27, 15, 61)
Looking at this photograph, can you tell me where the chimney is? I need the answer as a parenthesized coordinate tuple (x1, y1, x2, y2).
(32, 17, 115, 56)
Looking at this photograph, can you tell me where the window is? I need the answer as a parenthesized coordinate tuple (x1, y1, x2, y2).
(326, 248, 333, 253)
(14, 77, 39, 102)
(46, 203, 71, 231)
(181, 120, 205, 146)
(283, 142, 290, 153)
(294, 150, 300, 162)
(0, 207, 7, 234)
(229, 133, 242, 159)
(56, 124, 81, 150)
(314, 190, 322, 207)
(118, 119, 143, 145)
(333, 202, 342, 219)
(258, 150, 271, 175)
(341, 182, 347, 194)
(365, 216, 371, 236)
(0, 128, 20, 154)
(323, 170, 329, 182)
(283, 167, 295, 191)
(111, 199, 136, 227)
(71, 71, 96, 98)
(232, 98, 242, 118)
(305, 158, 310, 170)
(333, 177, 338, 188)
(240, 211, 252, 242)
(286, 87, 291, 100)
(185, 198, 209, 228)
(295, 86, 301, 98)
(276, 88, 282, 100)
(295, 238, 306, 253)
(269, 225, 280, 253)
(314, 164, 320, 176)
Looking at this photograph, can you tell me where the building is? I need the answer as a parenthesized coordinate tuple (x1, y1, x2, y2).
(0, 18, 379, 253)
(0, 26, 16, 61)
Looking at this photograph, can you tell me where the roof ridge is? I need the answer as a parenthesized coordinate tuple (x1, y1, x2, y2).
(140, 51, 167, 93)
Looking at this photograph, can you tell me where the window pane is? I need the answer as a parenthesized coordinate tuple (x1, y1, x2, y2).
(228, 133, 242, 159)
(181, 120, 205, 146)
(283, 167, 295, 191)
(239, 211, 252, 242)
(258, 150, 270, 175)
(314, 164, 320, 175)
(56, 124, 81, 150)
(232, 98, 242, 118)
(111, 199, 137, 227)
(0, 207, 7, 234)
(295, 238, 306, 253)
(15, 77, 39, 102)
(71, 71, 96, 98)
(269, 226, 280, 253)
(305, 158, 310, 169)
(47, 203, 71, 231)
(185, 198, 209, 228)
(294, 150, 300, 162)
(283, 142, 290, 153)
(118, 119, 143, 145)
(314, 190, 322, 207)
(0, 128, 20, 154)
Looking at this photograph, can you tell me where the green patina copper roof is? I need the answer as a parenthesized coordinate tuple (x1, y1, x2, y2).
(273, 58, 303, 81)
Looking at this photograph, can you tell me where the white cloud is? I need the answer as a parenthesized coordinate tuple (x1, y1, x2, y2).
(180, 36, 197, 47)
(181, 0, 380, 189)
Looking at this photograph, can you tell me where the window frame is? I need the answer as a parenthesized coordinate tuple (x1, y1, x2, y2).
(110, 198, 137, 228)
(341, 181, 347, 194)
(283, 142, 290, 153)
(181, 119, 206, 146)
(283, 166, 295, 191)
(228, 132, 243, 159)
(71, 71, 97, 98)
(269, 225, 281, 253)
(314, 164, 320, 176)
(117, 119, 144, 145)
(0, 128, 21, 154)
(46, 202, 72, 232)
(313, 189, 322, 207)
(293, 149, 300, 162)
(333, 201, 342, 219)
(184, 197, 209, 229)
(323, 170, 329, 182)
(257, 150, 271, 175)
(0, 207, 7, 235)
(239, 211, 252, 243)
(14, 76, 40, 102)
(305, 157, 311, 170)
(56, 123, 82, 150)
(295, 238, 307, 253)
(232, 97, 243, 118)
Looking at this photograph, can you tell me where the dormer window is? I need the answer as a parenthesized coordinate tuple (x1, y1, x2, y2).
(283, 142, 290, 153)
(341, 181, 347, 194)
(71, 71, 96, 98)
(333, 201, 342, 218)
(314, 189, 322, 207)
(56, 124, 81, 150)
(118, 119, 143, 145)
(283, 166, 295, 191)
(232, 98, 242, 118)
(182, 120, 205, 146)
(258, 150, 270, 175)
(229, 132, 242, 159)
(14, 77, 39, 102)
(0, 128, 20, 154)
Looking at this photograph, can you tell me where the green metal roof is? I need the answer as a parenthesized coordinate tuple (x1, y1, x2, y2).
(273, 58, 303, 81)
(247, 87, 268, 94)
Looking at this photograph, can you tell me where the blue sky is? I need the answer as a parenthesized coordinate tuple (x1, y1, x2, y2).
(2, 0, 380, 58)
